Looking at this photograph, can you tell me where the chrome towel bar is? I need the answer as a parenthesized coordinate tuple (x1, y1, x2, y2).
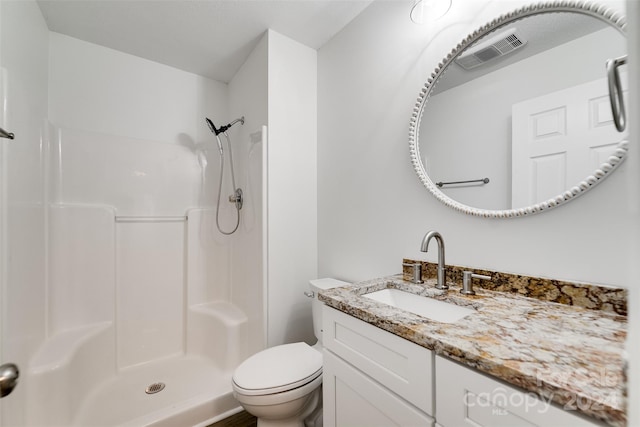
(436, 178, 489, 188)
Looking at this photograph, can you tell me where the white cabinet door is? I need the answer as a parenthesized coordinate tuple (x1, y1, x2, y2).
(436, 355, 604, 427)
(323, 350, 434, 427)
(322, 306, 433, 414)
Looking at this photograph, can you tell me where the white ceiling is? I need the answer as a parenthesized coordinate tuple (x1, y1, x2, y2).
(37, 0, 374, 83)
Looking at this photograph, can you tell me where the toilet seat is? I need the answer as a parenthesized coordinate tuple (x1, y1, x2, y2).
(233, 372, 323, 407)
(232, 342, 322, 395)
(233, 369, 322, 396)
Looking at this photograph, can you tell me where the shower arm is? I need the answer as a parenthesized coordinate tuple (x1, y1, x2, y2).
(227, 117, 244, 128)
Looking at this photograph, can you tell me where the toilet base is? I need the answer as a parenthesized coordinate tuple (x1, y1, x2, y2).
(240, 386, 321, 427)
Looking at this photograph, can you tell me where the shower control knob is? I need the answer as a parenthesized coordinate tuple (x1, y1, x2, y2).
(228, 188, 243, 210)
(0, 363, 19, 398)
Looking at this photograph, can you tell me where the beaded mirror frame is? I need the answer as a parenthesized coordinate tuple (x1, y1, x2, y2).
(408, 1, 627, 218)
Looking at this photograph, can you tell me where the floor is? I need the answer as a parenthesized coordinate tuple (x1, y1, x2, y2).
(209, 410, 257, 427)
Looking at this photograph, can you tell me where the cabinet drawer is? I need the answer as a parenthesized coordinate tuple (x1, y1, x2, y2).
(323, 349, 434, 427)
(436, 355, 604, 427)
(322, 306, 433, 414)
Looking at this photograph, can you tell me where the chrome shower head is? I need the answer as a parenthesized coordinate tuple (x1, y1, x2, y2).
(206, 117, 224, 154)
(205, 117, 218, 135)
(205, 116, 245, 136)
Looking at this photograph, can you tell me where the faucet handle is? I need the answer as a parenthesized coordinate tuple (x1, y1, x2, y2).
(461, 271, 491, 295)
(403, 262, 424, 284)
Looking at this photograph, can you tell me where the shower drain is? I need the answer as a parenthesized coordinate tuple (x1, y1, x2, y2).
(145, 382, 165, 394)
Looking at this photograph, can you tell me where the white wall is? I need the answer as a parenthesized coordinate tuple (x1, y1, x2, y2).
(318, 0, 631, 289)
(49, 32, 227, 148)
(212, 29, 319, 351)
(267, 30, 318, 347)
(229, 33, 268, 353)
(0, 1, 49, 425)
(48, 32, 229, 213)
(319, 2, 638, 422)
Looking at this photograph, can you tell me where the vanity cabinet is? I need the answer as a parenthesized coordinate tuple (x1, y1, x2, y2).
(436, 355, 604, 427)
(322, 306, 434, 427)
(322, 305, 606, 427)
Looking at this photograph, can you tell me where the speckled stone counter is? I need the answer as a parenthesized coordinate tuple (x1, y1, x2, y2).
(403, 260, 628, 315)
(319, 275, 627, 426)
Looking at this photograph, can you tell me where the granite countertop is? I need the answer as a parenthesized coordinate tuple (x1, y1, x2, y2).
(318, 275, 627, 426)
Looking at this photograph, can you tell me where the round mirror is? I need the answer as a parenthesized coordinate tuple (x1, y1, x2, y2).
(409, 2, 627, 218)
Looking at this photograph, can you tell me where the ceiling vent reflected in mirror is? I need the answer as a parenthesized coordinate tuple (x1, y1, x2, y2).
(455, 29, 528, 70)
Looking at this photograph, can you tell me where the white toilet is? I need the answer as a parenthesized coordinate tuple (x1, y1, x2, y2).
(232, 278, 348, 427)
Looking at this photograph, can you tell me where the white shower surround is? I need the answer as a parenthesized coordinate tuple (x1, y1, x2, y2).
(26, 32, 268, 426)
(24, 123, 263, 426)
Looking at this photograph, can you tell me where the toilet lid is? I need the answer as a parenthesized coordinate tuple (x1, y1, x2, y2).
(233, 342, 322, 394)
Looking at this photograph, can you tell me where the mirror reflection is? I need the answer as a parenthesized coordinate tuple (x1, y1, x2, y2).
(417, 11, 627, 212)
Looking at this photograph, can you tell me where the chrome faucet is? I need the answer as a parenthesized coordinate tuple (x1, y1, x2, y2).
(420, 231, 448, 290)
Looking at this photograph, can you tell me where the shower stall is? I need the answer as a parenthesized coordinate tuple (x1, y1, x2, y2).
(21, 122, 267, 426)
(0, 7, 268, 424)
(0, 3, 317, 426)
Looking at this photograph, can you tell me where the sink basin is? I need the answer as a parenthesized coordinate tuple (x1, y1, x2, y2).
(363, 288, 474, 323)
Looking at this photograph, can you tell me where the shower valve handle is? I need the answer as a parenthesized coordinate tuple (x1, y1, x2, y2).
(229, 188, 243, 210)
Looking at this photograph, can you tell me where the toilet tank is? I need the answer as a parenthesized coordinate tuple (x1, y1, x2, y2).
(309, 278, 349, 345)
